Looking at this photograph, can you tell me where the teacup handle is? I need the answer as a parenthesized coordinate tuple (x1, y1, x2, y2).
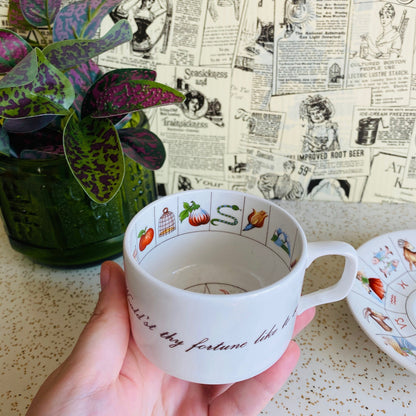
(297, 241, 358, 315)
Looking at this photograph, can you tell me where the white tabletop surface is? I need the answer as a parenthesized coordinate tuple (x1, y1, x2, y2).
(1, 200, 416, 416)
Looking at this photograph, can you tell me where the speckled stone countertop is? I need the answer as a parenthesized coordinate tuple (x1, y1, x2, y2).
(1, 201, 416, 415)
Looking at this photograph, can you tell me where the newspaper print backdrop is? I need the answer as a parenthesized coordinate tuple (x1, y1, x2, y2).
(2, 0, 416, 203)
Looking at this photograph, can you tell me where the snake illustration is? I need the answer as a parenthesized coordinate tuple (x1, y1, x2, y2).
(211, 204, 240, 226)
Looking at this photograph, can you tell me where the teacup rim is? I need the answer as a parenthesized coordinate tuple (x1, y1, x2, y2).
(123, 189, 308, 299)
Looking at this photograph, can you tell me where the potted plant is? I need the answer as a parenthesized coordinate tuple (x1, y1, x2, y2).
(0, 0, 184, 266)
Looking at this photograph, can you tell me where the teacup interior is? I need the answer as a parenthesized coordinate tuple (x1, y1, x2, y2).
(127, 190, 304, 294)
(140, 232, 292, 294)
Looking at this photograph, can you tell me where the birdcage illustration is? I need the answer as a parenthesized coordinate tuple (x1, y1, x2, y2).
(158, 207, 176, 236)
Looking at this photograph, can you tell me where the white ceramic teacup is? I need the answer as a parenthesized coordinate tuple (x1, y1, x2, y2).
(124, 189, 358, 384)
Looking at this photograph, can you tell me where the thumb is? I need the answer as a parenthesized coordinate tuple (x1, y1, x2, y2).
(63, 261, 131, 385)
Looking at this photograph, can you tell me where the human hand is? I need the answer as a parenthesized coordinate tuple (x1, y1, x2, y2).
(27, 261, 315, 416)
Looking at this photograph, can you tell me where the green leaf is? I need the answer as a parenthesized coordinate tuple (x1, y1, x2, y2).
(3, 114, 57, 133)
(8, 0, 36, 31)
(0, 49, 74, 118)
(20, 0, 62, 27)
(0, 45, 37, 88)
(53, 0, 123, 41)
(65, 60, 102, 116)
(63, 112, 125, 203)
(138, 228, 147, 238)
(82, 72, 185, 118)
(179, 201, 200, 222)
(0, 29, 33, 74)
(189, 201, 200, 211)
(179, 209, 189, 223)
(44, 19, 132, 71)
(119, 110, 149, 129)
(120, 127, 165, 170)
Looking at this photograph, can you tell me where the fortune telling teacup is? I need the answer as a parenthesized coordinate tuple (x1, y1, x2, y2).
(123, 189, 358, 384)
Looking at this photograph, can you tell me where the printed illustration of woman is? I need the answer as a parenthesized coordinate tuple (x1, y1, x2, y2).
(132, 0, 157, 52)
(299, 94, 340, 153)
(182, 90, 208, 120)
(110, 0, 167, 53)
(360, 3, 403, 59)
(257, 160, 304, 200)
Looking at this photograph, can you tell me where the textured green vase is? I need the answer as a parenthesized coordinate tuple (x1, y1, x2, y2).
(0, 154, 157, 267)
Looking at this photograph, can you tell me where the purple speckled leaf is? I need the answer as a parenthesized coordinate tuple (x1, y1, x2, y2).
(53, 0, 122, 41)
(3, 114, 57, 133)
(0, 46, 37, 88)
(44, 19, 132, 71)
(82, 71, 184, 118)
(63, 113, 125, 203)
(81, 68, 156, 124)
(7, 127, 63, 157)
(0, 29, 32, 73)
(66, 60, 102, 115)
(0, 49, 75, 118)
(8, 0, 33, 30)
(20, 0, 62, 27)
(120, 127, 165, 170)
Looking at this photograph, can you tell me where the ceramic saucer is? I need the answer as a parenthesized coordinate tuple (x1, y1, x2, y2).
(347, 229, 416, 374)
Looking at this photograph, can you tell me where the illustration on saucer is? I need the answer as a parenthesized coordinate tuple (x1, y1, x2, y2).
(383, 335, 416, 358)
(356, 271, 385, 301)
(398, 239, 416, 270)
(363, 307, 391, 331)
(347, 230, 416, 374)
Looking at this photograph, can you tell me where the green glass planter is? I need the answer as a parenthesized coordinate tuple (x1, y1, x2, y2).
(0, 154, 157, 267)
